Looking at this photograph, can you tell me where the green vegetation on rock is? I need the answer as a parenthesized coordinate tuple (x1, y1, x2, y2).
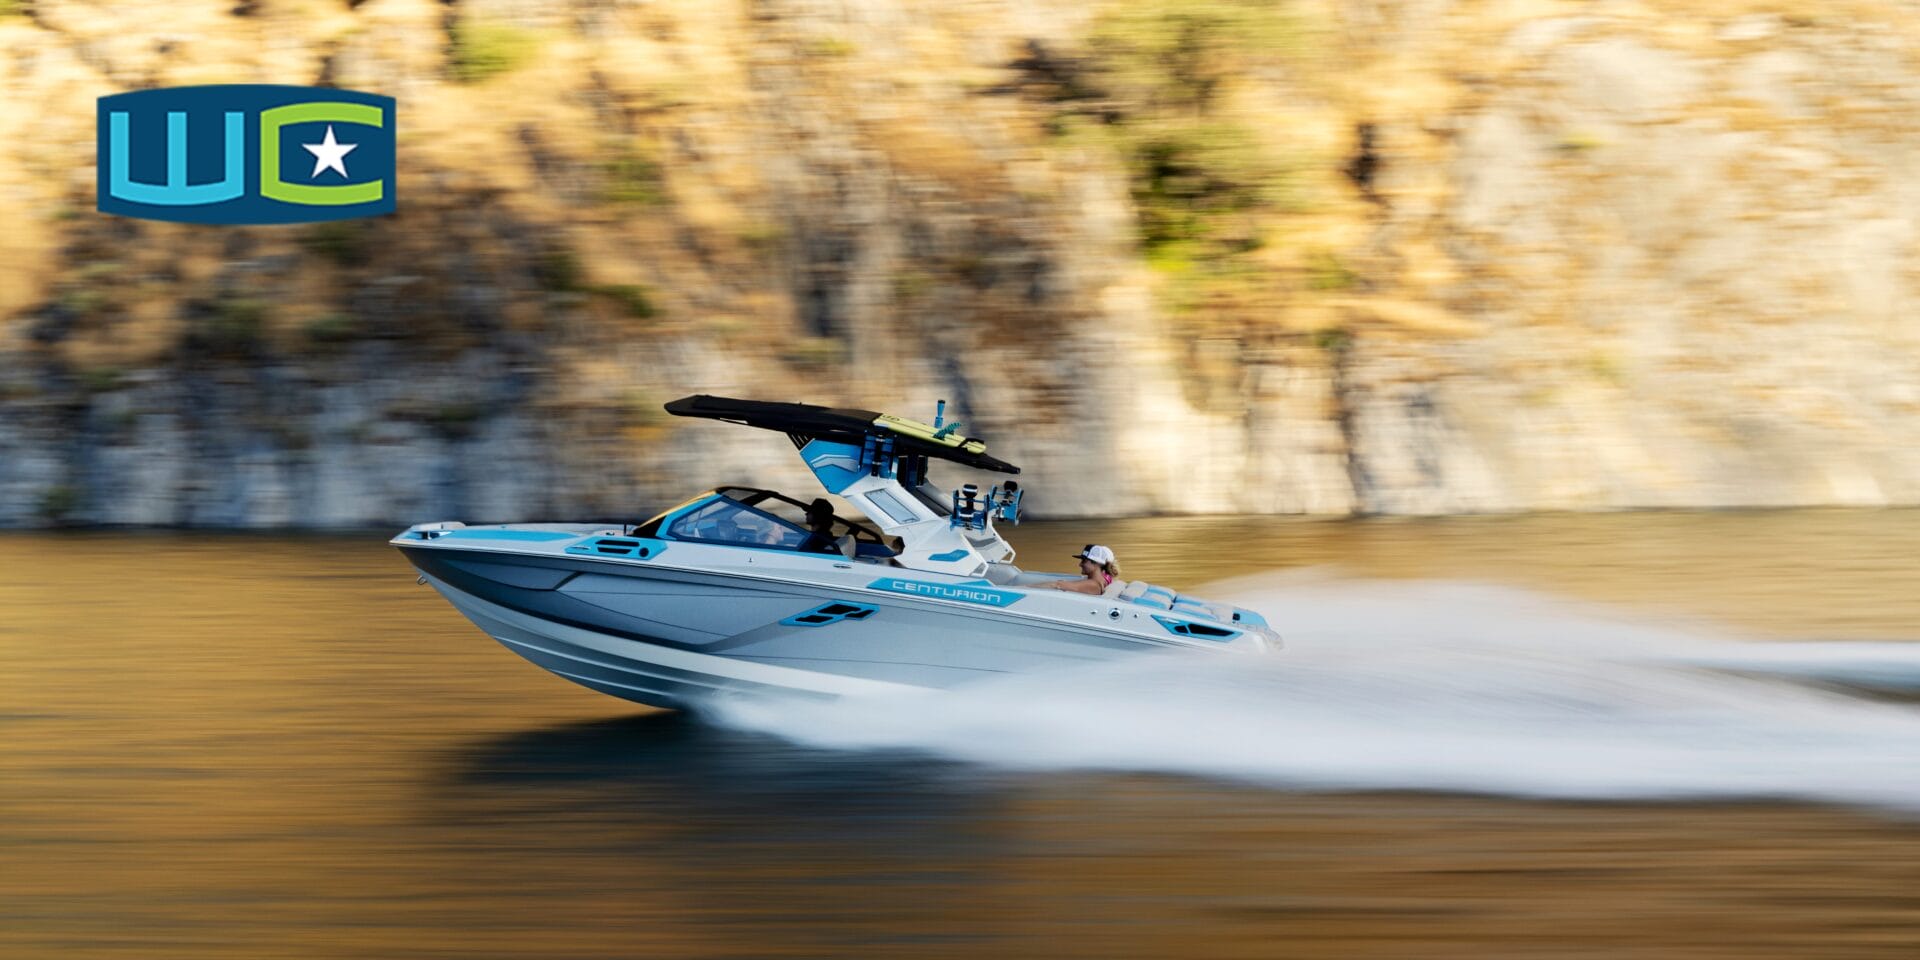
(1033, 0, 1317, 325)
(533, 248, 583, 293)
(78, 366, 125, 393)
(803, 36, 858, 58)
(303, 313, 360, 344)
(302, 221, 374, 267)
(781, 336, 847, 371)
(194, 296, 268, 357)
(37, 485, 78, 524)
(450, 19, 540, 84)
(601, 148, 666, 206)
(593, 284, 656, 320)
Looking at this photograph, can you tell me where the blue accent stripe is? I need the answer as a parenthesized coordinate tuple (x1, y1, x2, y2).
(927, 549, 969, 562)
(867, 577, 1022, 607)
(439, 529, 579, 542)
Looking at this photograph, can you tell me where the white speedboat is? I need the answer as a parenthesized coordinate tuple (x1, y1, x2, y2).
(394, 395, 1278, 710)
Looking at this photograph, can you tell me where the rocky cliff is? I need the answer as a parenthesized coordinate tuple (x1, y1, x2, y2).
(2, 0, 1918, 527)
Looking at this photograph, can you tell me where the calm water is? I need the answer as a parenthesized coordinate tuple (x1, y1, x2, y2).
(4, 512, 1920, 958)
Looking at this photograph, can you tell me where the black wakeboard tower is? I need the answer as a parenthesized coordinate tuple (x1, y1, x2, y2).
(664, 395, 1020, 475)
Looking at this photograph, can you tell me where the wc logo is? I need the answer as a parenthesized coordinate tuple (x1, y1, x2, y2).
(97, 85, 395, 224)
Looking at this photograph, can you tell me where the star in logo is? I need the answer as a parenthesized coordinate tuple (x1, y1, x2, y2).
(302, 125, 358, 180)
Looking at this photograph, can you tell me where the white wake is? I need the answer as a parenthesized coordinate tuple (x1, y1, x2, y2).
(711, 575, 1920, 812)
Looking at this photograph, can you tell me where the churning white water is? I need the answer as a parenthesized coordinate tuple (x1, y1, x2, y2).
(712, 574, 1920, 812)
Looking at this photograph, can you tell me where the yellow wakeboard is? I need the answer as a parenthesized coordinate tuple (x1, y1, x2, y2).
(872, 413, 988, 454)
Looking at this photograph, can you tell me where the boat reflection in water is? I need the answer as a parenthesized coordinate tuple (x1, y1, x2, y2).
(441, 711, 1003, 848)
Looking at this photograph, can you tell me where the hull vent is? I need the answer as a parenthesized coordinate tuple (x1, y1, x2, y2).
(781, 601, 880, 628)
(565, 537, 661, 559)
(1149, 615, 1241, 641)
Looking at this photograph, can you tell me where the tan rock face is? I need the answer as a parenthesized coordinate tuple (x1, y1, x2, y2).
(2, 0, 1919, 525)
(1381, 7, 1920, 512)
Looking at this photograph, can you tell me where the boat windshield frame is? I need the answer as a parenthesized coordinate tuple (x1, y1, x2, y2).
(637, 486, 895, 556)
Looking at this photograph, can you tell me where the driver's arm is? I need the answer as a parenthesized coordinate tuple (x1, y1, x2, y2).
(1050, 575, 1103, 595)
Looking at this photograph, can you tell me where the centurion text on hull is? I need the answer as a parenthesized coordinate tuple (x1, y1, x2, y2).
(393, 396, 1280, 710)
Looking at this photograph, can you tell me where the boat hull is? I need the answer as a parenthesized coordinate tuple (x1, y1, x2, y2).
(401, 544, 1205, 711)
(423, 574, 923, 709)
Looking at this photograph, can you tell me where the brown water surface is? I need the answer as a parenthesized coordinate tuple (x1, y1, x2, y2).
(3, 512, 1918, 958)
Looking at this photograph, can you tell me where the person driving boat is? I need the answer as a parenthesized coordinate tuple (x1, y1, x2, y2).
(1045, 544, 1121, 596)
(799, 498, 839, 553)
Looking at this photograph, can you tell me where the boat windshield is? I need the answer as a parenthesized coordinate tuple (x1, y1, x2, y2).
(667, 496, 815, 550)
(654, 487, 894, 557)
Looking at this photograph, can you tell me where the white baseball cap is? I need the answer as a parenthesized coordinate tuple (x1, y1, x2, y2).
(1073, 544, 1116, 565)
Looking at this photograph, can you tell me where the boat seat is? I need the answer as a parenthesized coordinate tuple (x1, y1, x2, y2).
(983, 562, 1022, 586)
(1101, 578, 1129, 599)
(985, 563, 1087, 588)
(1113, 582, 1233, 622)
(1118, 580, 1176, 610)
